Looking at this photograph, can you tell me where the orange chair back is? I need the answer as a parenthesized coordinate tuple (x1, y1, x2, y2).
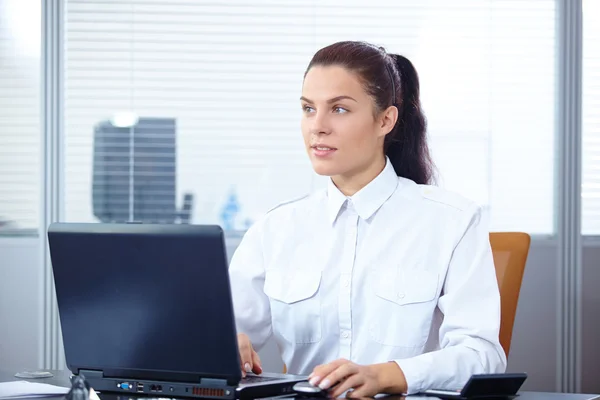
(489, 232, 530, 357)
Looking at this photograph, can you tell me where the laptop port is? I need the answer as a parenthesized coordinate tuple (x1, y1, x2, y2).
(136, 383, 143, 393)
(117, 382, 132, 390)
(150, 385, 163, 392)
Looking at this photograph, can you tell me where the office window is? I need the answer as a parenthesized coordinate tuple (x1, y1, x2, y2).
(0, 0, 41, 234)
(582, 0, 600, 235)
(64, 0, 556, 233)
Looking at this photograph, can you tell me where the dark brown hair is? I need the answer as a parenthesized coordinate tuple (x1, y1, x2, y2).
(304, 41, 435, 185)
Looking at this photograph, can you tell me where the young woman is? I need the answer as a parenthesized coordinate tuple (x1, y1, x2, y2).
(228, 40, 506, 398)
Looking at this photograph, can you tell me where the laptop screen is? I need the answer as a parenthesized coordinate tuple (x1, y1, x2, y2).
(47, 223, 241, 381)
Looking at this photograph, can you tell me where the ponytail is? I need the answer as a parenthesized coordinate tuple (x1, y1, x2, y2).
(385, 54, 434, 185)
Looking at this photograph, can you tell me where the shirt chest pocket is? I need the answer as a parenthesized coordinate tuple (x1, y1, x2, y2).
(369, 269, 440, 348)
(264, 268, 322, 344)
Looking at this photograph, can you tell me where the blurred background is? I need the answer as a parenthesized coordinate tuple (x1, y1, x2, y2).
(0, 0, 598, 394)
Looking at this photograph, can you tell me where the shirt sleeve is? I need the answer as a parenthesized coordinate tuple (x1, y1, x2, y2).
(228, 219, 273, 351)
(393, 205, 507, 394)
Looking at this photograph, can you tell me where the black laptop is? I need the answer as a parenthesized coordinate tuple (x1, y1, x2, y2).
(47, 222, 306, 399)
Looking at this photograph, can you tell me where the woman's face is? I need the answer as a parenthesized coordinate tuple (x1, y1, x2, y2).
(300, 65, 396, 180)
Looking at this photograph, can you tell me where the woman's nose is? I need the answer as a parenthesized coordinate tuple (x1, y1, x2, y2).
(310, 112, 332, 135)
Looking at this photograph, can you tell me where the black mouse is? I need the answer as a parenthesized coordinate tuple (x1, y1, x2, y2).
(293, 381, 328, 398)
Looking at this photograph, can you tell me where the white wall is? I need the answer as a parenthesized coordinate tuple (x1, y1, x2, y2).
(581, 242, 600, 394)
(507, 240, 558, 391)
(0, 237, 42, 370)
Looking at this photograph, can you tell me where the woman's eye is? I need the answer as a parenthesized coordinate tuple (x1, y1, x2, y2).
(303, 105, 315, 113)
(333, 106, 348, 114)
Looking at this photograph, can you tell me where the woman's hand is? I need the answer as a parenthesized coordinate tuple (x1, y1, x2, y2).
(237, 333, 263, 377)
(308, 359, 407, 398)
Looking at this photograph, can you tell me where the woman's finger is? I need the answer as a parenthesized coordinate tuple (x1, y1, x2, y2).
(346, 381, 378, 399)
(309, 358, 349, 386)
(238, 337, 253, 377)
(318, 362, 357, 390)
(329, 373, 363, 399)
(251, 350, 263, 374)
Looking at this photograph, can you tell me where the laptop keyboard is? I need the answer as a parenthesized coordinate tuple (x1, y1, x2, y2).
(241, 375, 280, 384)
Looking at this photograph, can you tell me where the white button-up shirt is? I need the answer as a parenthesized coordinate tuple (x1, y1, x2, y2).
(228, 158, 507, 394)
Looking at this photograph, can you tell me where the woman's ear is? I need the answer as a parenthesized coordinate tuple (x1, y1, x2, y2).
(378, 105, 398, 137)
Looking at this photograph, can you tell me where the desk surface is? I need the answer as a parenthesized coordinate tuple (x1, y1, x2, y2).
(1, 369, 598, 400)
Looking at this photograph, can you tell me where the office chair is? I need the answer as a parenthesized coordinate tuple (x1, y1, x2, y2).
(489, 232, 530, 357)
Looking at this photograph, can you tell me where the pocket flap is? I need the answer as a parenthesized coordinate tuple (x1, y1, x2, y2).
(264, 268, 321, 304)
(374, 269, 439, 305)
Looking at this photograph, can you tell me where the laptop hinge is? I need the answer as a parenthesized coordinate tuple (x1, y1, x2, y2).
(77, 370, 104, 380)
(200, 378, 228, 386)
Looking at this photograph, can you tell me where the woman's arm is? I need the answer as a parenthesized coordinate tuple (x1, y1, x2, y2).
(393, 204, 507, 394)
(228, 220, 273, 353)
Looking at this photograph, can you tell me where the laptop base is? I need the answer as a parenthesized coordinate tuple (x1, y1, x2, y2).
(76, 370, 306, 400)
(78, 370, 236, 399)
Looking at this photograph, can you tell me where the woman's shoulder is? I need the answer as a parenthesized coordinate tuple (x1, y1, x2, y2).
(253, 189, 327, 226)
(409, 181, 481, 214)
(402, 182, 487, 235)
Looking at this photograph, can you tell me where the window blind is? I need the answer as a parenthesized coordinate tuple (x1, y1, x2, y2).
(582, 0, 600, 234)
(0, 0, 41, 233)
(64, 0, 557, 233)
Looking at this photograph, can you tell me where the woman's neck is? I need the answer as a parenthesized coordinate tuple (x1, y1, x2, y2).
(332, 157, 386, 197)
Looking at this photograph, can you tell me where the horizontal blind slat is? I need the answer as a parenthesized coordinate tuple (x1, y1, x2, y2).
(0, 0, 41, 231)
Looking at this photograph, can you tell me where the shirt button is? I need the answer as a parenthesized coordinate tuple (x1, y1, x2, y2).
(397, 292, 405, 299)
(341, 331, 350, 338)
(343, 279, 350, 287)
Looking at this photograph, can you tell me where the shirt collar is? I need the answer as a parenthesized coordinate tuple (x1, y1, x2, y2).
(326, 157, 399, 225)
